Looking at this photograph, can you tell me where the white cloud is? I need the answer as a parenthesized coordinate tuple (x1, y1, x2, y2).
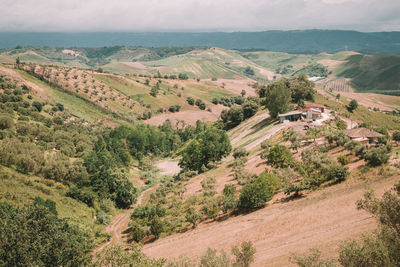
(0, 0, 398, 31)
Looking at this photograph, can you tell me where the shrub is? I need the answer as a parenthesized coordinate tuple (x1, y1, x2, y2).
(325, 164, 349, 183)
(337, 155, 349, 165)
(336, 119, 347, 130)
(238, 176, 274, 210)
(267, 145, 294, 168)
(66, 186, 97, 207)
(0, 115, 14, 130)
(233, 147, 249, 159)
(259, 172, 281, 192)
(363, 146, 390, 166)
(32, 101, 43, 112)
(392, 131, 400, 142)
(347, 99, 358, 113)
(187, 97, 195, 105)
(232, 241, 256, 267)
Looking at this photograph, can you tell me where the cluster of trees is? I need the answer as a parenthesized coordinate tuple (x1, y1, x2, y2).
(326, 129, 391, 166)
(220, 97, 260, 129)
(186, 97, 206, 110)
(0, 198, 93, 266)
(258, 75, 315, 118)
(179, 127, 232, 172)
(212, 95, 244, 107)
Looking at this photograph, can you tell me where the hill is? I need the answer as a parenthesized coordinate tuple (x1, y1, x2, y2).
(334, 54, 400, 95)
(1, 30, 400, 54)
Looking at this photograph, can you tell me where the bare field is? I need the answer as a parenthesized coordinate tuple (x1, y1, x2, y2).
(143, 175, 399, 266)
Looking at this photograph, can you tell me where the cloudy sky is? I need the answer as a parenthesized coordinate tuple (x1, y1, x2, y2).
(0, 0, 399, 32)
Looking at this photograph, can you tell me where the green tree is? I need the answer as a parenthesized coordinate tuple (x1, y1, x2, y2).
(336, 120, 347, 130)
(32, 101, 43, 112)
(392, 131, 400, 143)
(263, 80, 292, 118)
(187, 97, 195, 105)
(267, 145, 294, 168)
(0, 200, 93, 266)
(347, 99, 358, 113)
(232, 241, 256, 267)
(241, 89, 246, 97)
(185, 207, 201, 228)
(238, 176, 274, 210)
(179, 127, 232, 172)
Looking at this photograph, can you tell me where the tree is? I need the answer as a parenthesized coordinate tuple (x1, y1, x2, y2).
(0, 200, 93, 266)
(238, 176, 274, 210)
(244, 67, 255, 76)
(392, 131, 400, 144)
(232, 241, 256, 267)
(347, 99, 358, 113)
(150, 216, 164, 239)
(263, 80, 292, 118)
(267, 145, 294, 168)
(187, 97, 195, 105)
(15, 57, 20, 68)
(242, 97, 259, 119)
(0, 115, 14, 130)
(150, 86, 159, 97)
(185, 207, 201, 228)
(32, 101, 43, 112)
(222, 184, 237, 212)
(241, 89, 246, 97)
(178, 73, 189, 80)
(336, 120, 347, 130)
(179, 127, 232, 172)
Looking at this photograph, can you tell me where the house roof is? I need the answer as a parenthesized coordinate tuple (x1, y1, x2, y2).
(300, 108, 322, 113)
(279, 110, 303, 117)
(343, 127, 384, 139)
(306, 103, 324, 108)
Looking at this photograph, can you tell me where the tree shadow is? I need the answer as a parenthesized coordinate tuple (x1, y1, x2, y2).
(279, 193, 305, 203)
(245, 117, 277, 138)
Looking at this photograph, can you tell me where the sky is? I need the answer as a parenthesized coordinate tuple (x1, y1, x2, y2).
(0, 0, 399, 32)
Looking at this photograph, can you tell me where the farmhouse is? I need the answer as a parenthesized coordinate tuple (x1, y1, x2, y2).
(279, 104, 325, 123)
(343, 127, 384, 144)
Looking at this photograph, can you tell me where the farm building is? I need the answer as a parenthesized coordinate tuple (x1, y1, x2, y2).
(343, 127, 384, 144)
(305, 103, 325, 113)
(279, 105, 324, 123)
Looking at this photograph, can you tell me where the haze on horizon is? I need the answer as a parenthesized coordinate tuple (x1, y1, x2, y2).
(0, 0, 399, 32)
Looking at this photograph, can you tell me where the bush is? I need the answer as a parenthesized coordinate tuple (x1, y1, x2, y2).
(325, 164, 349, 183)
(238, 176, 274, 210)
(187, 97, 195, 105)
(259, 172, 281, 192)
(66, 186, 97, 207)
(32, 101, 43, 112)
(267, 145, 294, 168)
(336, 119, 347, 130)
(233, 147, 249, 159)
(392, 131, 400, 142)
(363, 146, 390, 166)
(337, 155, 349, 165)
(347, 99, 358, 113)
(0, 115, 14, 130)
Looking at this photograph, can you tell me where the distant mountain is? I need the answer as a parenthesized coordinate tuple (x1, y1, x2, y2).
(1, 30, 400, 54)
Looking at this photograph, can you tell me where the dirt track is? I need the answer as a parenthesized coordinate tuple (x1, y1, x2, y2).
(142, 175, 398, 266)
(93, 186, 154, 254)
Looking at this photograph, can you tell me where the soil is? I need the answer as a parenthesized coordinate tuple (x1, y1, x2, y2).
(142, 175, 399, 266)
(143, 109, 221, 127)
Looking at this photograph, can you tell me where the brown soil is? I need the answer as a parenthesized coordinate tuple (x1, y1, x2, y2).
(156, 160, 181, 176)
(142, 175, 399, 266)
(0, 65, 52, 102)
(204, 78, 258, 96)
(143, 109, 221, 127)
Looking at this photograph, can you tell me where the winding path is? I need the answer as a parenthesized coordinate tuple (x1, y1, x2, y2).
(93, 186, 154, 254)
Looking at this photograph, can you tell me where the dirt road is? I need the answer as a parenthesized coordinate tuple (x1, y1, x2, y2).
(93, 186, 154, 254)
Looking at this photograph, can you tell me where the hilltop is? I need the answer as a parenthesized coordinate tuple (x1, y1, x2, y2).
(1, 30, 400, 54)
